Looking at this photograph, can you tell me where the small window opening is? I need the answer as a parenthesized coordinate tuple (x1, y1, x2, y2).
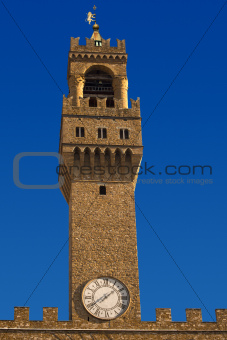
(100, 186, 106, 195)
(120, 129, 129, 140)
(76, 127, 84, 137)
(87, 317, 90, 321)
(89, 97, 97, 107)
(125, 129, 129, 139)
(98, 128, 107, 139)
(106, 98, 114, 108)
(95, 41, 102, 47)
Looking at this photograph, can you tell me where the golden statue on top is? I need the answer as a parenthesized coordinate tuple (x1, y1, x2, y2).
(86, 5, 97, 25)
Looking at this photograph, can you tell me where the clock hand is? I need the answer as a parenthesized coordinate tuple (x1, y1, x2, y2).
(98, 292, 111, 303)
(99, 290, 114, 302)
(89, 290, 115, 308)
(90, 292, 110, 307)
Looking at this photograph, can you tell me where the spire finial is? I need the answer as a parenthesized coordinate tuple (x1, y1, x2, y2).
(93, 5, 97, 23)
(86, 5, 102, 43)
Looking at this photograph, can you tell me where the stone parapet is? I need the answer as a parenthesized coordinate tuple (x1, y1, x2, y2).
(0, 307, 226, 337)
(62, 95, 140, 118)
(70, 37, 126, 53)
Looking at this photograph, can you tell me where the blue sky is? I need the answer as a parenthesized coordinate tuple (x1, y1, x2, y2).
(0, 0, 226, 322)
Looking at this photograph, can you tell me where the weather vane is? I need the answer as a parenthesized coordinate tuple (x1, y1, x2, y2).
(86, 5, 97, 25)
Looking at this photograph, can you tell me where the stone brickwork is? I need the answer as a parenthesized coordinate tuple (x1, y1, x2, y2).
(61, 115, 142, 146)
(69, 181, 141, 323)
(1, 27, 226, 340)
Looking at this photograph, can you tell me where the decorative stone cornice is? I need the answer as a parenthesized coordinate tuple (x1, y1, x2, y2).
(69, 53, 127, 61)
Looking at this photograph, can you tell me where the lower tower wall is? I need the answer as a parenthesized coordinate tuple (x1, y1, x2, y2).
(69, 181, 141, 325)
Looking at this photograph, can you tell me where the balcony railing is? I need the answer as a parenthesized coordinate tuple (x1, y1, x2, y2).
(84, 86, 113, 92)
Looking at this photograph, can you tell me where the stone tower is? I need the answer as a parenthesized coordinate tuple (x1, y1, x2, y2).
(1, 15, 226, 340)
(59, 22, 143, 325)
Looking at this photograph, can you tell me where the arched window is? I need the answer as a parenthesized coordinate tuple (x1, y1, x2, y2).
(104, 149, 111, 166)
(94, 148, 101, 179)
(94, 148, 101, 167)
(125, 149, 132, 167)
(115, 149, 122, 179)
(125, 149, 132, 180)
(84, 69, 114, 108)
(84, 148, 90, 167)
(115, 150, 121, 167)
(74, 148, 80, 178)
(104, 149, 111, 178)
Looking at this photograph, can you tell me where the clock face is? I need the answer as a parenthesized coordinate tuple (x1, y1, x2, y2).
(82, 277, 130, 320)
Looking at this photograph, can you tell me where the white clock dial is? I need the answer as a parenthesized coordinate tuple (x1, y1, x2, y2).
(82, 277, 130, 320)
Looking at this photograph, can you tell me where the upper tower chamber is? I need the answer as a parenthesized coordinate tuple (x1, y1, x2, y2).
(67, 24, 129, 108)
(59, 24, 143, 204)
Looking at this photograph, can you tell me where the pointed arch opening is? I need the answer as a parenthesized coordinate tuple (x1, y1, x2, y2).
(83, 67, 114, 108)
(125, 149, 132, 180)
(74, 147, 81, 178)
(104, 148, 111, 167)
(94, 148, 101, 179)
(84, 147, 91, 167)
(125, 149, 132, 166)
(104, 148, 111, 179)
(94, 148, 101, 167)
(115, 149, 122, 167)
(115, 149, 122, 179)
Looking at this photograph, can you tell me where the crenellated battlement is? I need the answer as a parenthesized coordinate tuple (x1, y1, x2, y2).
(70, 37, 126, 53)
(62, 95, 140, 118)
(1, 307, 227, 331)
(1, 308, 226, 338)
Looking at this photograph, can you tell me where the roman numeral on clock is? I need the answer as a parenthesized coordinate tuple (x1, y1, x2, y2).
(86, 303, 94, 309)
(94, 280, 100, 287)
(103, 278, 108, 286)
(87, 287, 94, 292)
(94, 309, 100, 317)
(121, 296, 128, 300)
(85, 296, 92, 300)
(118, 303, 126, 310)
